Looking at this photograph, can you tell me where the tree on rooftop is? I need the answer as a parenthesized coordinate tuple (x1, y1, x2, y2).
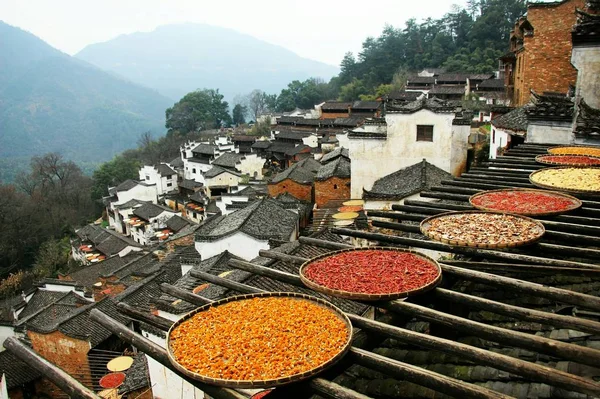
(165, 89, 231, 135)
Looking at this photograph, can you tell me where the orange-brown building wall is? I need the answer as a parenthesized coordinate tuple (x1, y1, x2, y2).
(268, 180, 313, 202)
(28, 330, 92, 396)
(320, 111, 350, 119)
(513, 0, 583, 106)
(315, 177, 351, 208)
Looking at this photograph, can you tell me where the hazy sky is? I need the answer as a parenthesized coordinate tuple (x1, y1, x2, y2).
(1, 0, 468, 66)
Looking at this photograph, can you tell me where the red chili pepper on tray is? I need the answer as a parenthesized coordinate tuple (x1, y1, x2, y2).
(471, 191, 577, 214)
(304, 250, 439, 294)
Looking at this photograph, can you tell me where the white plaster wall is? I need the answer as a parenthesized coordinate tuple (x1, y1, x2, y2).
(572, 46, 600, 109)
(142, 330, 204, 399)
(450, 124, 470, 175)
(489, 127, 511, 159)
(115, 185, 157, 206)
(526, 123, 573, 145)
(337, 133, 350, 149)
(237, 154, 266, 180)
(196, 233, 269, 261)
(0, 326, 14, 351)
(349, 110, 458, 198)
(205, 173, 242, 195)
(184, 159, 210, 183)
(302, 135, 319, 148)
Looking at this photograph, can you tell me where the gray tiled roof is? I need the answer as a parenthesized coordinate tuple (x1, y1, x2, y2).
(76, 225, 141, 256)
(321, 147, 349, 164)
(526, 91, 574, 122)
(316, 156, 351, 181)
(196, 198, 298, 242)
(333, 116, 364, 127)
(170, 157, 184, 168)
(204, 166, 241, 179)
(277, 130, 312, 140)
(478, 79, 505, 90)
(492, 106, 528, 133)
(156, 163, 177, 176)
(386, 91, 421, 101)
(251, 140, 272, 149)
(17, 290, 68, 320)
(178, 179, 203, 191)
(285, 144, 311, 156)
(115, 179, 139, 192)
(191, 143, 217, 155)
(270, 157, 320, 185)
(115, 199, 148, 210)
(387, 97, 458, 114)
(0, 350, 43, 389)
(436, 73, 471, 83)
(364, 159, 451, 200)
(165, 215, 190, 232)
(155, 251, 243, 314)
(575, 99, 600, 137)
(133, 203, 175, 221)
(351, 101, 381, 110)
(119, 355, 150, 394)
(407, 76, 436, 84)
(212, 152, 244, 169)
(321, 101, 352, 111)
(429, 86, 466, 95)
(0, 295, 26, 324)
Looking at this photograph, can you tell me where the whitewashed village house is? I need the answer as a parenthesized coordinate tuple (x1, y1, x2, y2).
(105, 179, 157, 233)
(195, 198, 299, 261)
(347, 98, 471, 199)
(212, 152, 266, 180)
(138, 163, 178, 196)
(128, 203, 180, 246)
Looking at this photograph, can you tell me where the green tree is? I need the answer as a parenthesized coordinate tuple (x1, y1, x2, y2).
(91, 154, 141, 199)
(232, 104, 247, 125)
(339, 78, 369, 102)
(165, 89, 231, 135)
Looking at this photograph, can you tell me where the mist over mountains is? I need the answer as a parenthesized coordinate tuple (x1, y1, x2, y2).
(75, 23, 339, 101)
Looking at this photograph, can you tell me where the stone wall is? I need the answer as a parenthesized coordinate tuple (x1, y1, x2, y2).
(268, 179, 313, 203)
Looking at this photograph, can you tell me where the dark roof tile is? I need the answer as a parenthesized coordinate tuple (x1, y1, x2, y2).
(165, 215, 191, 233)
(191, 144, 217, 155)
(321, 102, 352, 111)
(204, 166, 241, 179)
(212, 152, 244, 169)
(316, 157, 351, 181)
(321, 147, 349, 164)
(492, 106, 529, 133)
(133, 203, 175, 221)
(0, 350, 43, 388)
(270, 158, 320, 185)
(155, 163, 177, 176)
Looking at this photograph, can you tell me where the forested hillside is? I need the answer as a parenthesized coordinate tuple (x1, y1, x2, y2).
(251, 0, 527, 113)
(0, 21, 172, 183)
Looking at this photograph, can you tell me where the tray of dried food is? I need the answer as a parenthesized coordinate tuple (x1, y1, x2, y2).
(420, 211, 545, 248)
(299, 247, 441, 301)
(547, 145, 600, 157)
(469, 188, 582, 216)
(167, 292, 352, 388)
(529, 167, 600, 194)
(535, 154, 600, 167)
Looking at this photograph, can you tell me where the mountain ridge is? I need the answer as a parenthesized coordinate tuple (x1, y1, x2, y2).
(75, 23, 339, 101)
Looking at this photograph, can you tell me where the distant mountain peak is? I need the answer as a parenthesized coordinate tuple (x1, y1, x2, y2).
(75, 23, 339, 101)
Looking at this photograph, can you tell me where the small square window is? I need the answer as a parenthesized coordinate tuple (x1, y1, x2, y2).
(192, 168, 197, 174)
(167, 182, 173, 187)
(417, 125, 434, 142)
(145, 175, 150, 181)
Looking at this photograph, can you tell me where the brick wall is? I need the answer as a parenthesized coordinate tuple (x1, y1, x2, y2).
(28, 330, 92, 396)
(315, 177, 351, 208)
(268, 179, 313, 202)
(514, 0, 584, 106)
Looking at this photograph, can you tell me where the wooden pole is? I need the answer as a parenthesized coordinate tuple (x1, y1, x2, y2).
(441, 260, 600, 275)
(258, 250, 309, 265)
(116, 302, 173, 331)
(348, 348, 510, 399)
(3, 337, 100, 399)
(189, 270, 265, 294)
(308, 379, 372, 399)
(435, 288, 600, 335)
(88, 310, 247, 399)
(330, 227, 600, 270)
(229, 259, 303, 285)
(159, 283, 213, 305)
(345, 314, 600, 397)
(298, 236, 352, 250)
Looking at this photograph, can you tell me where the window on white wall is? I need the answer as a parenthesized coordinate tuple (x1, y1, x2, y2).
(417, 125, 434, 142)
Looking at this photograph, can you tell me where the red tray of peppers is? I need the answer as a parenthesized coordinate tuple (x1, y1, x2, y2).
(299, 247, 442, 301)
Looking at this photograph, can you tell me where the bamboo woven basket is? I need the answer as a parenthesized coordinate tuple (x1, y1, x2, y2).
(529, 167, 600, 195)
(468, 188, 582, 217)
(547, 145, 600, 157)
(420, 211, 545, 249)
(299, 247, 442, 301)
(535, 154, 600, 167)
(167, 292, 353, 388)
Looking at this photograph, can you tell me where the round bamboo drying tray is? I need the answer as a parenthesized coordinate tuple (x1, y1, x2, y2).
(468, 188, 582, 216)
(529, 167, 600, 195)
(299, 247, 442, 301)
(535, 154, 600, 167)
(547, 145, 600, 157)
(167, 292, 353, 389)
(420, 211, 545, 249)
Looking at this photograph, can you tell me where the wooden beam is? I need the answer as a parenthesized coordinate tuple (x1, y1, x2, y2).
(330, 227, 600, 270)
(346, 314, 600, 397)
(116, 302, 173, 331)
(441, 260, 600, 275)
(88, 310, 247, 399)
(229, 259, 303, 285)
(3, 337, 100, 399)
(159, 283, 213, 306)
(298, 236, 352, 250)
(189, 270, 265, 294)
(308, 379, 372, 399)
(348, 348, 510, 399)
(435, 288, 600, 335)
(383, 299, 600, 368)
(440, 263, 600, 311)
(258, 249, 309, 265)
